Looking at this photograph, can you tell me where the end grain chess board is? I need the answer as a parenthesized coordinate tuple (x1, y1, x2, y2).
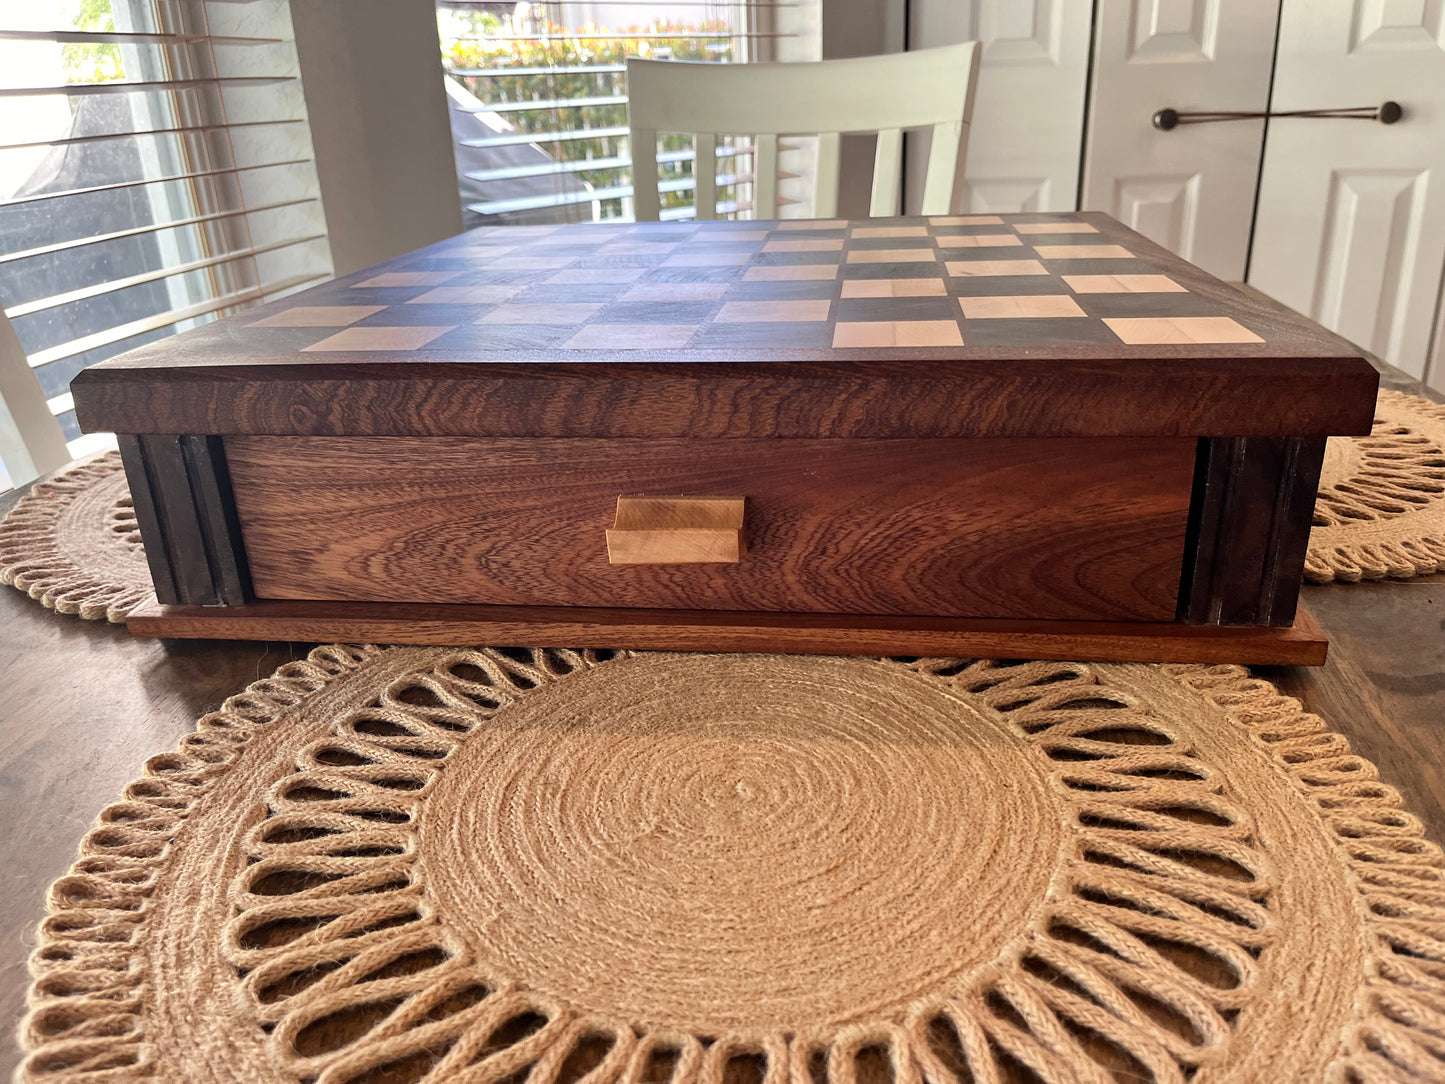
(75, 213, 1379, 663)
(245, 217, 1273, 355)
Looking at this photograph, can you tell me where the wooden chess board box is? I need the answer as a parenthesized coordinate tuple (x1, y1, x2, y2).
(73, 213, 1378, 663)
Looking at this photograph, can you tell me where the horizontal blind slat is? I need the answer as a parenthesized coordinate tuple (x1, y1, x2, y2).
(0, 159, 314, 208)
(460, 126, 628, 149)
(469, 173, 747, 216)
(0, 7, 333, 468)
(464, 144, 750, 183)
(0, 117, 306, 153)
(26, 269, 330, 370)
(452, 64, 626, 77)
(0, 29, 281, 44)
(0, 198, 320, 266)
(0, 75, 294, 98)
(6, 234, 328, 319)
(442, 0, 802, 6)
(445, 31, 793, 41)
(473, 94, 627, 113)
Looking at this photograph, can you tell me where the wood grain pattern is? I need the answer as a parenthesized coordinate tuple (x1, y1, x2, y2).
(70, 213, 1379, 441)
(123, 595, 1329, 666)
(225, 435, 1198, 623)
(117, 434, 251, 607)
(1181, 436, 1325, 627)
(9, 368, 1441, 1083)
(606, 496, 746, 565)
(74, 358, 1380, 441)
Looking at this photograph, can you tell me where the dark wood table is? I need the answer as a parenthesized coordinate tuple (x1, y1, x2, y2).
(1, 364, 1441, 1080)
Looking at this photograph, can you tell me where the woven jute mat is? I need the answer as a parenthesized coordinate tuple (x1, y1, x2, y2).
(0, 450, 150, 621)
(17, 645, 1445, 1083)
(1307, 389, 1445, 583)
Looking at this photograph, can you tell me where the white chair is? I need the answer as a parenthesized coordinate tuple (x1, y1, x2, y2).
(625, 42, 981, 221)
(0, 310, 69, 488)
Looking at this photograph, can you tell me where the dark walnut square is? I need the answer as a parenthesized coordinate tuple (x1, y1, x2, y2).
(74, 213, 1378, 664)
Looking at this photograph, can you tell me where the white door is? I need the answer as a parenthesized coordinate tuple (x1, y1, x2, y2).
(906, 0, 1093, 214)
(1248, 1, 1445, 382)
(1080, 0, 1279, 280)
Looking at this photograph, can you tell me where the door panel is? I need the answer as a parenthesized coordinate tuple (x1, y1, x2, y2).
(1248, 0, 1445, 379)
(905, 0, 1092, 214)
(1081, 0, 1279, 280)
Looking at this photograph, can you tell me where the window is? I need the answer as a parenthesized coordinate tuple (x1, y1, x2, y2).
(0, 0, 330, 491)
(436, 0, 818, 226)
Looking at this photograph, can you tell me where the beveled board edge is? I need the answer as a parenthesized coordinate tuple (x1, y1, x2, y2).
(74, 357, 1380, 439)
(125, 596, 1329, 667)
(71, 211, 1380, 440)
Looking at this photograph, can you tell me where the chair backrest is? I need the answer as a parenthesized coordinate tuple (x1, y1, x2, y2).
(0, 309, 69, 488)
(625, 42, 981, 222)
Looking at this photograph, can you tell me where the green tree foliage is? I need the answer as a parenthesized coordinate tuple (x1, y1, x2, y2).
(60, 0, 123, 86)
(440, 9, 739, 219)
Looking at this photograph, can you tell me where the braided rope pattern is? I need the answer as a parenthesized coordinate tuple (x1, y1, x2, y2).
(0, 451, 152, 621)
(1307, 389, 1445, 583)
(17, 648, 1445, 1083)
(16, 643, 379, 1080)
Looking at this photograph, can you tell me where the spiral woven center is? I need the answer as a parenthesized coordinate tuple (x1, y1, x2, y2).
(422, 653, 1065, 1033)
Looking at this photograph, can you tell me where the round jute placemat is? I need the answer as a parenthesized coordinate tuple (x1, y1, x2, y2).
(1307, 389, 1445, 583)
(0, 450, 151, 621)
(18, 646, 1445, 1083)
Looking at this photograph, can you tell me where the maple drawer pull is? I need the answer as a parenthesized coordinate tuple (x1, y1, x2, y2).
(605, 496, 746, 565)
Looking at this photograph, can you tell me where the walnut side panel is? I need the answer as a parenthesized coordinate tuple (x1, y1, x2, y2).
(225, 435, 1196, 623)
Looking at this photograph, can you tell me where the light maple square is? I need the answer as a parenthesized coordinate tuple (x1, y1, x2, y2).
(763, 239, 845, 252)
(716, 300, 831, 322)
(408, 286, 521, 304)
(937, 235, 1023, 249)
(846, 249, 936, 264)
(302, 326, 455, 351)
(742, 265, 839, 281)
(1062, 275, 1186, 294)
(959, 295, 1086, 319)
(352, 272, 459, 288)
(563, 324, 698, 349)
(832, 320, 963, 347)
(946, 260, 1049, 277)
(477, 303, 602, 324)
(840, 279, 947, 298)
(1104, 317, 1264, 344)
(250, 306, 385, 327)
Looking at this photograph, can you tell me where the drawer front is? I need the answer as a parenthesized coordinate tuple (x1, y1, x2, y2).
(225, 436, 1197, 622)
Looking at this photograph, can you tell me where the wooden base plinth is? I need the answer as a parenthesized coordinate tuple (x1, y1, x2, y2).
(126, 598, 1328, 666)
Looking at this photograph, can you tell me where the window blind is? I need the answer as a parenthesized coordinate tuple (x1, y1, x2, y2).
(0, 0, 331, 473)
(437, 0, 813, 226)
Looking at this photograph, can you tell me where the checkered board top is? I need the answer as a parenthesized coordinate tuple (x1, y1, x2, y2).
(101, 213, 1364, 372)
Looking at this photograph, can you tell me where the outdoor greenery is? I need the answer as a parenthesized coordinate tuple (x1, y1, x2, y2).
(60, 0, 123, 86)
(439, 8, 743, 220)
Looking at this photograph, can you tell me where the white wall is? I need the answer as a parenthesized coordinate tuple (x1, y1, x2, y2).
(905, 0, 1091, 216)
(289, 0, 463, 275)
(821, 0, 906, 218)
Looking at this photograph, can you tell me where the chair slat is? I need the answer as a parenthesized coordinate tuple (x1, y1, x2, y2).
(630, 126, 661, 222)
(693, 132, 717, 220)
(755, 132, 779, 219)
(624, 43, 981, 221)
(920, 120, 965, 216)
(813, 132, 841, 219)
(870, 127, 903, 217)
